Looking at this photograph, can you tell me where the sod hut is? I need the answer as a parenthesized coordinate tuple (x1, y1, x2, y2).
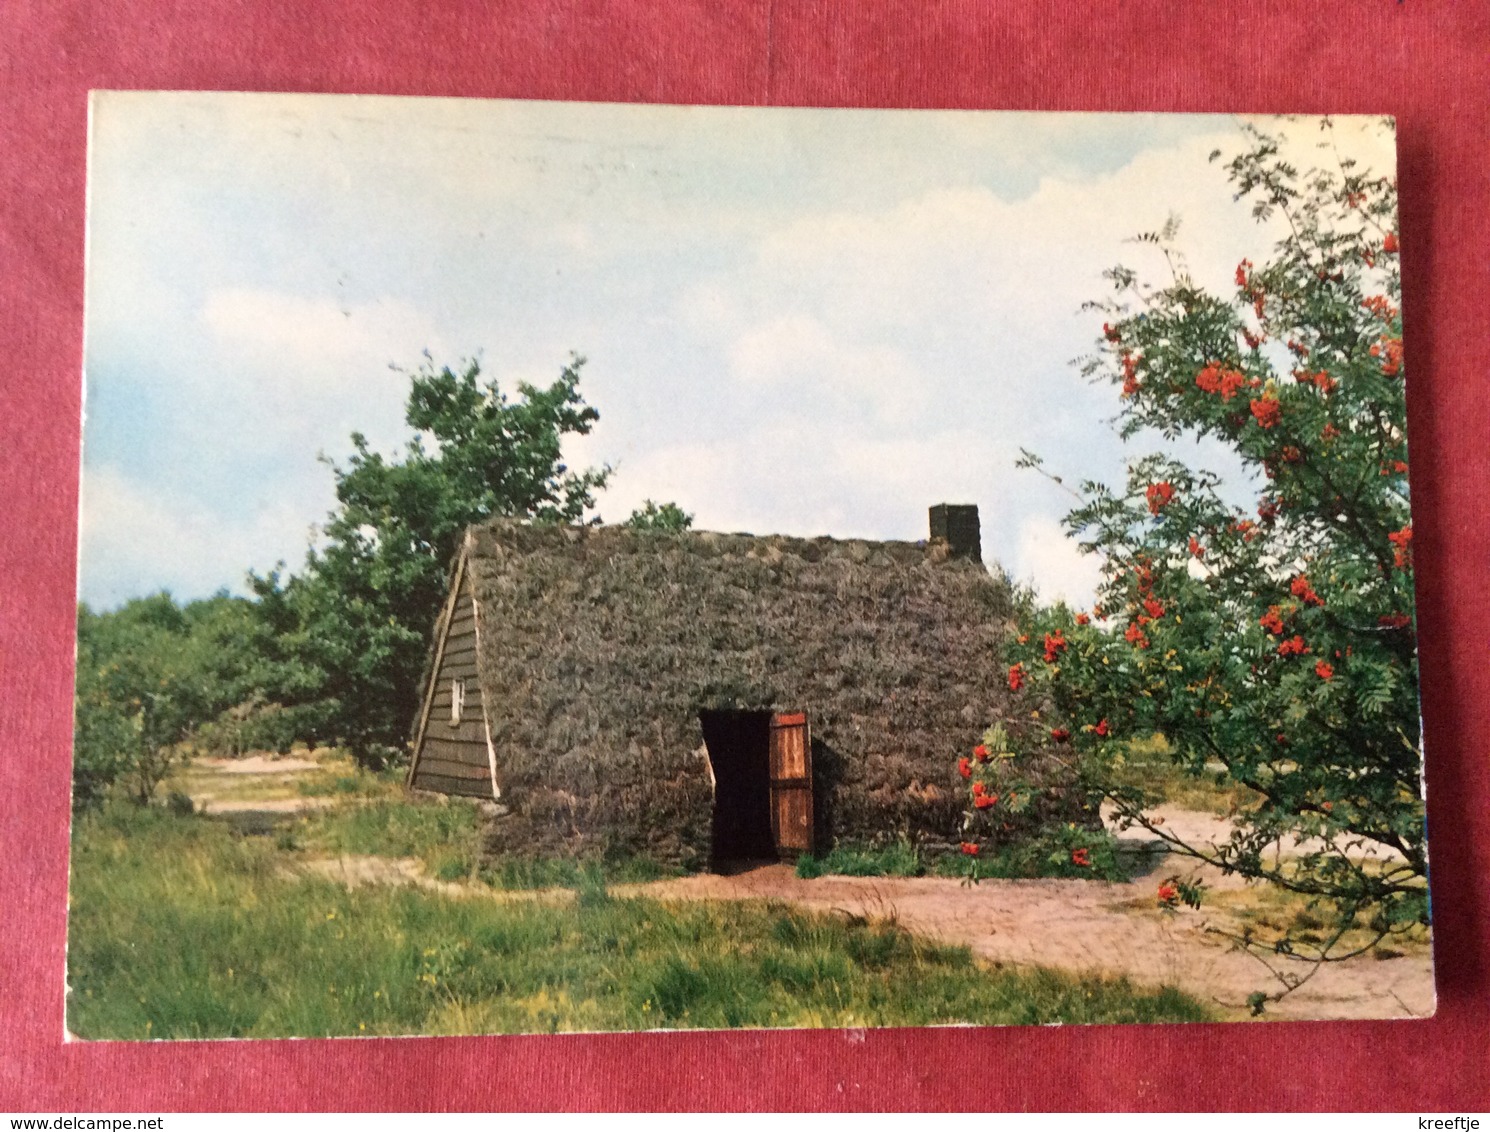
(408, 505, 1050, 870)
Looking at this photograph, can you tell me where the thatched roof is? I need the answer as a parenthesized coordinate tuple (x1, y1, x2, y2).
(436, 515, 1046, 868)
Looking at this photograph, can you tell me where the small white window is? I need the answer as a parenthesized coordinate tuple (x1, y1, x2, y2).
(449, 678, 466, 725)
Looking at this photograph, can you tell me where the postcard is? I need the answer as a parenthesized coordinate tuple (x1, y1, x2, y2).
(70, 93, 1429, 1037)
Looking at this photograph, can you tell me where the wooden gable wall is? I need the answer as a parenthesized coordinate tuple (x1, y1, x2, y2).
(408, 555, 497, 799)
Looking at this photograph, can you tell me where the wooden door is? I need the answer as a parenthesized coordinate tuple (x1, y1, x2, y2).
(768, 711, 814, 857)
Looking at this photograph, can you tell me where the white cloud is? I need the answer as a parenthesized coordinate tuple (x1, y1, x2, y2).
(200, 288, 446, 415)
(748, 132, 1287, 347)
(79, 466, 320, 607)
(1013, 514, 1105, 608)
(202, 289, 437, 367)
(592, 417, 1017, 552)
(675, 283, 744, 335)
(644, 122, 1326, 565)
(161, 288, 450, 504)
(726, 315, 928, 423)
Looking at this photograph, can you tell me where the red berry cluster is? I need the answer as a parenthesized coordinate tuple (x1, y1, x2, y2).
(1259, 606, 1286, 635)
(1277, 635, 1309, 657)
(1249, 396, 1282, 429)
(1290, 574, 1325, 607)
(1042, 629, 1068, 663)
(1370, 337, 1404, 377)
(1196, 363, 1247, 401)
(1145, 482, 1175, 515)
(1292, 368, 1337, 395)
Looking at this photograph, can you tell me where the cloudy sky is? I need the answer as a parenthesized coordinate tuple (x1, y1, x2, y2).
(79, 95, 1393, 609)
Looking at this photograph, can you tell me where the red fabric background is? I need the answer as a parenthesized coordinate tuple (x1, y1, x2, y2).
(2, 0, 1487, 1112)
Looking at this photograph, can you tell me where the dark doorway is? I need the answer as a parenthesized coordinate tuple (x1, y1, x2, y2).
(700, 709, 775, 863)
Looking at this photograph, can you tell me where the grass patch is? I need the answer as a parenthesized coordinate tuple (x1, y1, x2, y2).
(298, 773, 387, 799)
(292, 755, 406, 801)
(168, 764, 306, 806)
(1109, 734, 1263, 816)
(68, 803, 1211, 1038)
(1201, 875, 1431, 956)
(294, 795, 483, 881)
(478, 855, 677, 891)
(803, 830, 1130, 883)
(210, 763, 676, 891)
(796, 840, 926, 879)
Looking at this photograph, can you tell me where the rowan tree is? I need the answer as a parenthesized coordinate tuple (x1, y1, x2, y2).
(959, 119, 1423, 1007)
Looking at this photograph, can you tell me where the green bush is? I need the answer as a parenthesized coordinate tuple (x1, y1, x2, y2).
(947, 825, 1128, 883)
(795, 839, 925, 879)
(799, 830, 1129, 883)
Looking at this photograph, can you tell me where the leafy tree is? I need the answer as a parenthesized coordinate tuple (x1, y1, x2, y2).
(623, 499, 694, 532)
(72, 593, 294, 806)
(960, 119, 1422, 1008)
(255, 353, 611, 766)
(72, 611, 141, 809)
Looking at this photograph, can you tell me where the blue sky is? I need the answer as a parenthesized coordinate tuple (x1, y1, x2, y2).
(79, 95, 1394, 609)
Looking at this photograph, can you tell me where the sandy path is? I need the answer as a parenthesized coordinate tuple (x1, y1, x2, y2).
(192, 755, 323, 775)
(184, 753, 341, 816)
(297, 855, 571, 902)
(1106, 802, 1409, 865)
(197, 796, 339, 814)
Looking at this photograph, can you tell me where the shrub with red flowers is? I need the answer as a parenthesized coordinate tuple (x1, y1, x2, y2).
(1388, 524, 1413, 569)
(1290, 574, 1325, 607)
(984, 120, 1425, 1001)
(954, 722, 1121, 881)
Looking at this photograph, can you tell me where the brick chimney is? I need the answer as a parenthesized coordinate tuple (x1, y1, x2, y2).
(929, 504, 981, 563)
